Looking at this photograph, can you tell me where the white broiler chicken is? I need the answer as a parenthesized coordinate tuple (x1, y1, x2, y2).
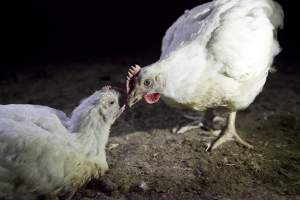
(0, 86, 125, 200)
(127, 0, 284, 151)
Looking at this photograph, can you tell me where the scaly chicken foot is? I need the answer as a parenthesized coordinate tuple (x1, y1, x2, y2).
(173, 118, 203, 134)
(175, 122, 222, 136)
(173, 109, 224, 136)
(206, 112, 254, 151)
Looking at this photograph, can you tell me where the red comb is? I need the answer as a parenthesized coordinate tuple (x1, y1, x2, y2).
(126, 64, 141, 94)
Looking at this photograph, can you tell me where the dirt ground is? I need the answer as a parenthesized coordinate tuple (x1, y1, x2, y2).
(0, 59, 299, 200)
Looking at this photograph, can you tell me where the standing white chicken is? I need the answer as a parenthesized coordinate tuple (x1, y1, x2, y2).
(127, 0, 284, 151)
(0, 86, 125, 200)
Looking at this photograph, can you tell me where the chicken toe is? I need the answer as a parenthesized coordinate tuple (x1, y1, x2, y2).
(173, 119, 204, 134)
(173, 109, 223, 135)
(206, 112, 254, 151)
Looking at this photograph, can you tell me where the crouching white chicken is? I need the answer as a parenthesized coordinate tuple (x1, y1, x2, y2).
(0, 86, 125, 200)
(127, 0, 284, 151)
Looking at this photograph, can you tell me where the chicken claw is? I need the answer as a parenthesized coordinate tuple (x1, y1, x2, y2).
(206, 112, 254, 151)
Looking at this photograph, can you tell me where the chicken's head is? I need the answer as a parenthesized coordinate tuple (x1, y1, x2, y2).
(98, 86, 126, 123)
(126, 65, 165, 107)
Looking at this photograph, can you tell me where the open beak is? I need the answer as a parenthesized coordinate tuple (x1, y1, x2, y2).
(126, 65, 142, 107)
(127, 88, 143, 107)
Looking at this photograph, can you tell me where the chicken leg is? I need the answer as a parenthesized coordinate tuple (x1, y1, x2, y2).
(174, 109, 223, 136)
(206, 112, 254, 151)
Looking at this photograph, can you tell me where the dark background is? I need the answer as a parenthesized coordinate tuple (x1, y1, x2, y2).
(0, 0, 298, 72)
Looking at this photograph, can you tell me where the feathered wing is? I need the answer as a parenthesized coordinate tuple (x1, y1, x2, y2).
(0, 118, 81, 199)
(207, 0, 284, 81)
(0, 119, 63, 198)
(0, 105, 70, 133)
(161, 2, 212, 59)
(161, 0, 283, 81)
(31, 105, 70, 128)
(0, 105, 73, 198)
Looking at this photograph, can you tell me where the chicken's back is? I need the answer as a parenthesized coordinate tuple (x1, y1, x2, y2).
(0, 104, 70, 132)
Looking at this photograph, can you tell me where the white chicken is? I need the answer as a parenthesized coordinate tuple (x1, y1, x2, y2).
(0, 86, 125, 200)
(127, 0, 284, 151)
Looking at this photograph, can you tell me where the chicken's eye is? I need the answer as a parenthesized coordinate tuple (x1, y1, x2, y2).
(144, 79, 152, 87)
(109, 100, 115, 106)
